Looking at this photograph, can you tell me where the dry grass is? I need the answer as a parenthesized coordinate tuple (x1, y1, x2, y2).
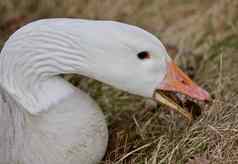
(0, 0, 238, 163)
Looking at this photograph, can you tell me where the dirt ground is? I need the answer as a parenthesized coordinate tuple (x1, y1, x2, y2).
(0, 0, 238, 163)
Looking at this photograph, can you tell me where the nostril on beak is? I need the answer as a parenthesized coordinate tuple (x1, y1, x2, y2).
(181, 80, 186, 85)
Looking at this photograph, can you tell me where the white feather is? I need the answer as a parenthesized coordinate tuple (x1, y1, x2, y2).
(0, 18, 170, 164)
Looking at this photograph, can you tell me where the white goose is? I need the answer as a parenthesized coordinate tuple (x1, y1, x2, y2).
(0, 19, 209, 164)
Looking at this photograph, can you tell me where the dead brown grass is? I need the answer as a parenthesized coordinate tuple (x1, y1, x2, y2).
(0, 0, 238, 163)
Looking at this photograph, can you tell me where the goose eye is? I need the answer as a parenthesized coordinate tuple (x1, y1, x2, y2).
(137, 51, 151, 60)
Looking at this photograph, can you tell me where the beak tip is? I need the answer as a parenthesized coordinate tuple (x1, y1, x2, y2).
(201, 88, 210, 100)
(195, 88, 210, 101)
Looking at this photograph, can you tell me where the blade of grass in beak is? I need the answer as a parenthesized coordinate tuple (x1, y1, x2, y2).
(154, 91, 193, 122)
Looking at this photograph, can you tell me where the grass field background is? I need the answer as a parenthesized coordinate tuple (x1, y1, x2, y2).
(0, 0, 238, 163)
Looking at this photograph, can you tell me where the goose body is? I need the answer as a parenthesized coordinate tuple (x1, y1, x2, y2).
(0, 19, 209, 164)
(0, 81, 107, 164)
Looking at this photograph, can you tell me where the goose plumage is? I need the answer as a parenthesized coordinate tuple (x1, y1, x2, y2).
(0, 18, 209, 164)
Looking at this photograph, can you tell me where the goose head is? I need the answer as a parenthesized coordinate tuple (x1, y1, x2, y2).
(1, 19, 209, 120)
(66, 20, 209, 121)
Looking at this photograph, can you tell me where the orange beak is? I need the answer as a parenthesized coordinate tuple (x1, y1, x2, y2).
(159, 62, 209, 101)
(154, 61, 209, 121)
